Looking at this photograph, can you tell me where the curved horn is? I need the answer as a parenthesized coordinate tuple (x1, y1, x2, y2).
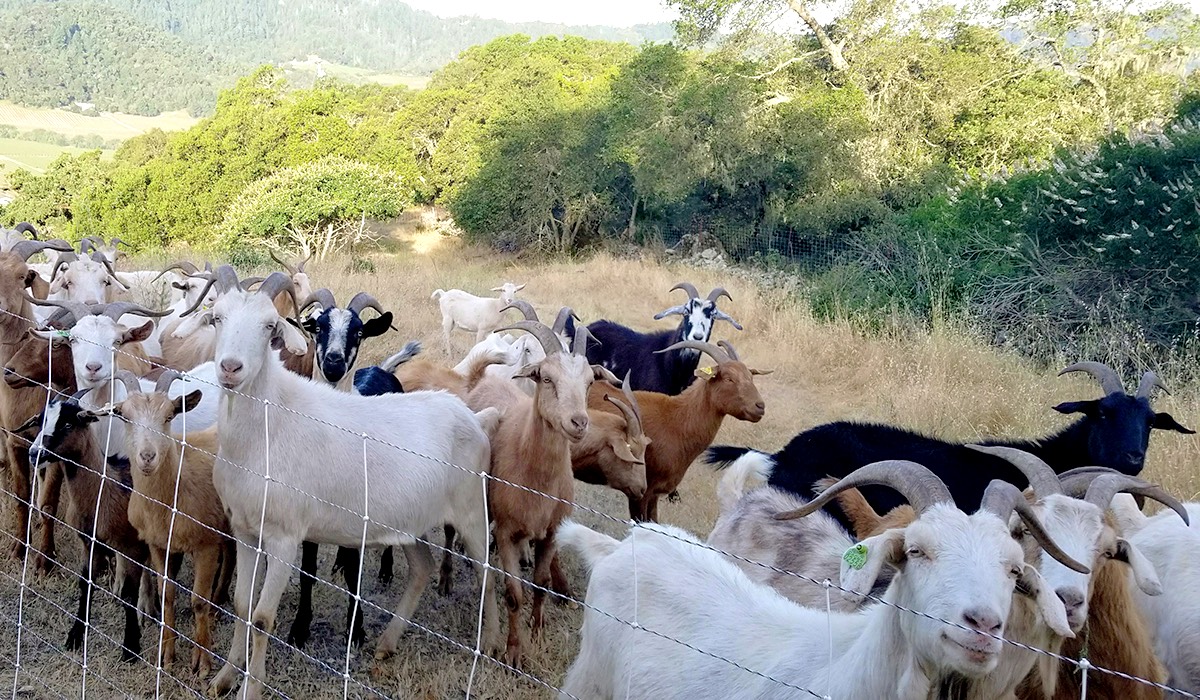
(347, 292, 386, 316)
(1059, 361, 1125, 396)
(110, 237, 126, 249)
(501, 300, 540, 322)
(152, 261, 199, 282)
(13, 223, 39, 240)
(604, 394, 643, 441)
(297, 251, 313, 272)
(178, 275, 218, 317)
(257, 271, 301, 325)
(496, 320, 563, 357)
(68, 387, 92, 402)
(656, 340, 729, 365)
(154, 370, 183, 395)
(50, 252, 77, 281)
(213, 265, 240, 294)
(269, 250, 297, 275)
(572, 322, 594, 356)
(775, 460, 953, 520)
(716, 340, 740, 362)
(1060, 470, 1189, 525)
(78, 238, 97, 255)
(98, 301, 171, 322)
(90, 253, 129, 289)
(965, 445, 1063, 497)
(669, 282, 700, 300)
(980, 480, 1090, 574)
(25, 294, 94, 327)
(11, 239, 73, 261)
(113, 370, 143, 397)
(619, 371, 642, 434)
(1136, 371, 1170, 399)
(238, 276, 265, 291)
(706, 287, 732, 304)
(299, 289, 337, 315)
(552, 307, 579, 335)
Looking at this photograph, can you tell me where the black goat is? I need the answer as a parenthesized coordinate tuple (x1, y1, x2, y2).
(586, 281, 742, 395)
(706, 361, 1193, 530)
(352, 341, 420, 396)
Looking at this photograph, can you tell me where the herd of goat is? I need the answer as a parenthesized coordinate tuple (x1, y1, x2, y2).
(0, 221, 1198, 699)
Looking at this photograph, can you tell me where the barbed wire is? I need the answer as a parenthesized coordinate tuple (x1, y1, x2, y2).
(0, 301, 1195, 699)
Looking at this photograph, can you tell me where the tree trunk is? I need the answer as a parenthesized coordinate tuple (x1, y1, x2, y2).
(787, 0, 849, 72)
(627, 195, 639, 240)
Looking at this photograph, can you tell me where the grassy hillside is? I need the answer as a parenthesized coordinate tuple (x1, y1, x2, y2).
(0, 246, 1196, 697)
(0, 101, 198, 140)
(0, 137, 110, 171)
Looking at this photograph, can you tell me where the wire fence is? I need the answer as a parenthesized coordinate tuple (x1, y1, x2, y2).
(0, 301, 1195, 700)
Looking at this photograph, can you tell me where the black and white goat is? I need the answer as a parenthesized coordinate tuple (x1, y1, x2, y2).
(707, 361, 1194, 530)
(297, 289, 393, 389)
(585, 281, 741, 395)
(353, 341, 421, 396)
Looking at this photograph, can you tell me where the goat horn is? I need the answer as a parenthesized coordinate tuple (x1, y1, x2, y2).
(553, 307, 580, 336)
(604, 394, 643, 439)
(110, 237, 126, 248)
(1136, 371, 1170, 399)
(178, 275, 218, 317)
(716, 340, 740, 362)
(1060, 470, 1189, 526)
(78, 238, 96, 255)
(25, 294, 94, 327)
(657, 340, 729, 365)
(347, 292, 386, 316)
(90, 253, 130, 289)
(152, 261, 199, 282)
(98, 301, 171, 322)
(257, 271, 301, 326)
(501, 300, 540, 322)
(571, 322, 594, 356)
(50, 252, 77, 281)
(775, 460, 952, 520)
(297, 252, 313, 272)
(214, 265, 240, 294)
(619, 371, 643, 434)
(669, 282, 700, 300)
(965, 446, 1063, 497)
(269, 250, 297, 275)
(980, 480, 1090, 574)
(11, 239, 73, 261)
(495, 320, 562, 357)
(1059, 361, 1125, 396)
(154, 370, 183, 395)
(13, 223, 39, 240)
(706, 287, 732, 304)
(114, 370, 143, 396)
(299, 289, 337, 315)
(239, 276, 265, 291)
(69, 387, 92, 402)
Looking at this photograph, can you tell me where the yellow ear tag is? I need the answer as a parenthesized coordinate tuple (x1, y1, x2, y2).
(843, 543, 868, 570)
(699, 366, 715, 377)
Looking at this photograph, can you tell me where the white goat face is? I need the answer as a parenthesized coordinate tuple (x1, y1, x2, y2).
(684, 298, 715, 343)
(212, 291, 307, 391)
(517, 351, 594, 442)
(291, 272, 313, 302)
(491, 282, 524, 303)
(865, 505, 1027, 676)
(51, 260, 113, 306)
(35, 316, 149, 389)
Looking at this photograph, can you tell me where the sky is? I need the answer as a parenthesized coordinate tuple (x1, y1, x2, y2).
(400, 0, 680, 27)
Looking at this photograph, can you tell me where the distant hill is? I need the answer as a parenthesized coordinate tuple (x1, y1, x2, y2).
(0, 0, 673, 117)
(0, 2, 235, 115)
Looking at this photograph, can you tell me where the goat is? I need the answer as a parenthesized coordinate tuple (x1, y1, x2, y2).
(353, 341, 420, 396)
(269, 251, 314, 319)
(19, 389, 148, 661)
(706, 361, 1193, 531)
(463, 316, 599, 668)
(591, 339, 766, 521)
(202, 271, 499, 700)
(431, 281, 524, 349)
(79, 236, 127, 265)
(570, 372, 650, 514)
(0, 238, 77, 569)
(1111, 494, 1200, 696)
(585, 281, 742, 395)
(0, 222, 41, 252)
(558, 460, 1073, 699)
(104, 370, 234, 675)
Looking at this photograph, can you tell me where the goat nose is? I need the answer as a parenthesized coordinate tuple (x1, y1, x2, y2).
(1055, 587, 1085, 612)
(962, 608, 1002, 635)
(755, 401, 765, 411)
(139, 451, 156, 464)
(220, 359, 243, 375)
(1122, 451, 1145, 469)
(83, 299, 100, 306)
(85, 362, 102, 373)
(571, 415, 588, 433)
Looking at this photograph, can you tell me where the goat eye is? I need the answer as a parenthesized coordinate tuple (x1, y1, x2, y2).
(906, 546, 924, 558)
(1010, 565, 1022, 578)
(1102, 549, 1115, 559)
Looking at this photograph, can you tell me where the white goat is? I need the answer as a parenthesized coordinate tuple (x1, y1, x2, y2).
(558, 461, 1072, 700)
(205, 272, 499, 700)
(432, 281, 524, 349)
(453, 301, 573, 395)
(1113, 493, 1200, 695)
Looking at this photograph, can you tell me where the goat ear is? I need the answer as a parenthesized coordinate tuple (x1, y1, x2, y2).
(297, 315, 318, 335)
(513, 363, 540, 380)
(361, 313, 393, 339)
(173, 389, 204, 417)
(1017, 563, 1074, 638)
(749, 368, 773, 376)
(1153, 411, 1195, 434)
(75, 410, 102, 425)
(608, 434, 638, 463)
(1114, 538, 1163, 595)
(13, 413, 43, 434)
(121, 320, 154, 345)
(1052, 399, 1098, 417)
(272, 319, 308, 355)
(839, 529, 905, 599)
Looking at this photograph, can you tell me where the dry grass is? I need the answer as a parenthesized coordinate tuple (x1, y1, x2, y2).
(2, 241, 1199, 698)
(0, 101, 198, 140)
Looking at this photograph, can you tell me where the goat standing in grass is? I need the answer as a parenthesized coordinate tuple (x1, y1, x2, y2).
(431, 281, 524, 349)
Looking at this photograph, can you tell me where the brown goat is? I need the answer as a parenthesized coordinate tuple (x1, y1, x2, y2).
(589, 339, 767, 522)
(109, 371, 234, 676)
(464, 318, 599, 669)
(394, 358, 470, 398)
(570, 373, 649, 512)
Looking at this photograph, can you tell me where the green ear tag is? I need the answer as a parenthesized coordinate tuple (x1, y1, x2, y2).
(55, 330, 70, 339)
(843, 543, 868, 570)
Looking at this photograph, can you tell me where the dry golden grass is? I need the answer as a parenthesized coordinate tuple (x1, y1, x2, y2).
(2, 240, 1199, 698)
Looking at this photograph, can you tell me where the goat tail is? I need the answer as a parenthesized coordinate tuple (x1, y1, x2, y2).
(462, 347, 508, 391)
(715, 450, 775, 513)
(380, 341, 422, 373)
(704, 445, 756, 470)
(557, 520, 620, 574)
(431, 289, 445, 301)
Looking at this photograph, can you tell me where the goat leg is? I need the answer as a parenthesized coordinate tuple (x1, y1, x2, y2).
(377, 546, 394, 590)
(286, 540, 318, 648)
(548, 553, 577, 607)
(33, 462, 62, 576)
(438, 524, 457, 595)
(334, 546, 366, 647)
(118, 552, 143, 663)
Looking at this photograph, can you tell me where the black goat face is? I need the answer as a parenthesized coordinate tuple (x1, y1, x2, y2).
(303, 308, 392, 384)
(25, 397, 97, 472)
(1054, 392, 1193, 474)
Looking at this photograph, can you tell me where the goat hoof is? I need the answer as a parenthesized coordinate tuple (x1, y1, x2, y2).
(502, 644, 524, 672)
(286, 621, 311, 649)
(9, 541, 24, 562)
(668, 490, 681, 503)
(373, 641, 396, 661)
(191, 648, 212, 678)
(32, 551, 54, 577)
(350, 627, 366, 649)
(209, 664, 238, 697)
(437, 575, 453, 596)
(66, 626, 84, 652)
(120, 643, 141, 664)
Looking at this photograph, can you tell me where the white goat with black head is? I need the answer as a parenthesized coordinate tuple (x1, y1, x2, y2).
(202, 271, 500, 700)
(559, 461, 1075, 700)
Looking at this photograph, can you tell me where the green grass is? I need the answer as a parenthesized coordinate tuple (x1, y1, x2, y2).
(0, 101, 198, 141)
(0, 138, 112, 172)
(282, 59, 430, 89)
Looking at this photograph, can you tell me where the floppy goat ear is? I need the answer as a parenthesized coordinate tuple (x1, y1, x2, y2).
(1052, 400, 1099, 417)
(172, 389, 204, 418)
(608, 434, 638, 463)
(839, 528, 906, 600)
(512, 363, 541, 380)
(271, 318, 309, 354)
(361, 312, 393, 339)
(1153, 411, 1195, 434)
(1017, 563, 1074, 638)
(121, 320, 154, 345)
(1113, 538, 1163, 596)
